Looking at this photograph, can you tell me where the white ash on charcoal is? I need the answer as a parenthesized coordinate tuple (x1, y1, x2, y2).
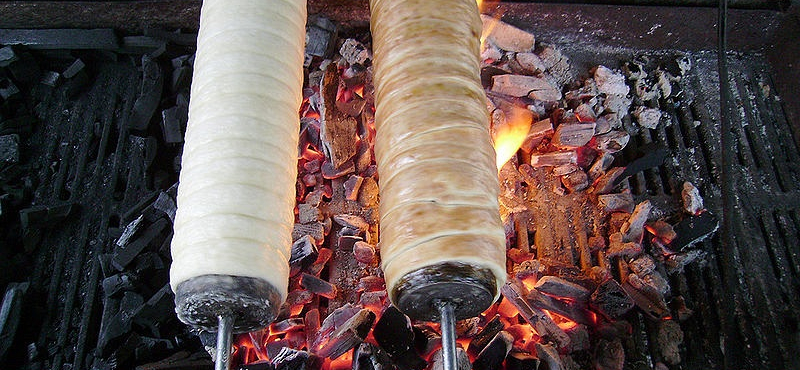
(480, 15, 535, 53)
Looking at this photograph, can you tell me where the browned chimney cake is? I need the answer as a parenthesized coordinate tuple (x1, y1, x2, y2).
(170, 0, 306, 343)
(370, 0, 506, 323)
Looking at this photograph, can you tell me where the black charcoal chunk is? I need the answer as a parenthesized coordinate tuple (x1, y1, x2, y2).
(128, 55, 164, 131)
(19, 202, 73, 229)
(667, 212, 719, 251)
(62, 58, 85, 79)
(112, 218, 169, 270)
(374, 306, 426, 370)
(0, 134, 19, 165)
(0, 282, 29, 360)
(102, 273, 134, 298)
(506, 352, 540, 370)
(273, 347, 319, 370)
(0, 46, 17, 67)
(472, 331, 513, 370)
(0, 78, 20, 100)
(467, 315, 504, 358)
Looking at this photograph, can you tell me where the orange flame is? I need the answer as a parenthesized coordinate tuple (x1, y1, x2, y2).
(492, 105, 532, 170)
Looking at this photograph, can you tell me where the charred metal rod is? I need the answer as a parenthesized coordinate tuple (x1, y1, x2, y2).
(215, 315, 234, 370)
(439, 301, 457, 370)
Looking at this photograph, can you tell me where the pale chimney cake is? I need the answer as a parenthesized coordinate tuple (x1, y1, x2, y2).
(369, 0, 507, 364)
(169, 0, 306, 367)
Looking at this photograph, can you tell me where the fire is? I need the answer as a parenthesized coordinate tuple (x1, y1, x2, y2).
(492, 104, 533, 170)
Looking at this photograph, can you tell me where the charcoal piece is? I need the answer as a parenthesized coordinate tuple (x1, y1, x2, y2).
(352, 241, 375, 264)
(305, 16, 336, 61)
(0, 29, 118, 49)
(160, 106, 186, 144)
(300, 273, 338, 299)
(373, 306, 426, 370)
(597, 192, 634, 213)
(667, 211, 719, 251)
(0, 46, 17, 67)
(102, 273, 134, 298)
(336, 95, 366, 118)
(467, 315, 504, 358)
(171, 66, 192, 92)
(551, 123, 596, 149)
(0, 282, 28, 360)
(0, 115, 35, 136)
(472, 331, 513, 370)
(152, 192, 176, 222)
(622, 274, 669, 319)
(133, 284, 173, 337)
(0, 134, 19, 165)
(271, 318, 305, 334)
(339, 39, 371, 66)
(134, 336, 173, 363)
(0, 78, 20, 100)
(129, 55, 164, 131)
(656, 319, 684, 365)
(112, 218, 169, 271)
(590, 279, 634, 320)
(19, 202, 73, 229)
(593, 167, 626, 195)
(561, 170, 588, 193)
(134, 252, 165, 273)
(311, 305, 375, 359)
(116, 214, 144, 247)
(534, 276, 590, 303)
(412, 324, 441, 358)
(332, 214, 369, 231)
(98, 292, 143, 354)
(506, 352, 540, 370)
(298, 203, 322, 224)
(62, 58, 85, 79)
(320, 65, 358, 169)
(491, 74, 559, 100)
(526, 289, 593, 326)
(353, 342, 397, 370)
(121, 36, 167, 55)
(621, 200, 652, 243)
(529, 151, 577, 168)
(595, 130, 630, 153)
(273, 347, 319, 370)
(500, 282, 570, 350)
(4, 50, 40, 84)
(292, 222, 325, 243)
(594, 339, 624, 370)
(289, 235, 318, 272)
(535, 342, 564, 370)
(343, 175, 364, 201)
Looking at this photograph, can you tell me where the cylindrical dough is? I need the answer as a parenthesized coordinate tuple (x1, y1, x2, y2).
(370, 0, 507, 300)
(170, 0, 306, 304)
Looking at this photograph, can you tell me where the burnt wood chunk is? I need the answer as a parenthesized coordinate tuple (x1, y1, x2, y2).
(292, 222, 325, 243)
(534, 276, 590, 302)
(273, 347, 320, 370)
(310, 305, 375, 359)
(622, 274, 669, 319)
(594, 339, 624, 370)
(561, 170, 588, 193)
(112, 218, 169, 270)
(590, 279, 634, 320)
(597, 192, 634, 213)
(413, 324, 441, 358)
(467, 315, 504, 358)
(594, 130, 630, 153)
(352, 241, 375, 264)
(129, 55, 164, 131)
(529, 151, 577, 167)
(290, 235, 318, 273)
(373, 306, 426, 370)
(552, 123, 596, 148)
(480, 15, 535, 52)
(526, 289, 594, 326)
(320, 64, 357, 169)
(300, 273, 338, 299)
(656, 320, 684, 365)
(621, 200, 652, 243)
(352, 343, 397, 370)
(160, 106, 186, 144)
(298, 203, 323, 224)
(506, 352, 541, 370)
(472, 331, 513, 370)
(535, 342, 565, 370)
(332, 214, 369, 231)
(491, 74, 561, 101)
(501, 282, 570, 350)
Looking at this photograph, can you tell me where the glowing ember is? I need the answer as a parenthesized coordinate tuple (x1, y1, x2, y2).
(492, 104, 532, 170)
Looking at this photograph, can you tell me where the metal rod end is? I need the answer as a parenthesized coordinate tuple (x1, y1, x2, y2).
(439, 301, 457, 370)
(215, 315, 234, 370)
